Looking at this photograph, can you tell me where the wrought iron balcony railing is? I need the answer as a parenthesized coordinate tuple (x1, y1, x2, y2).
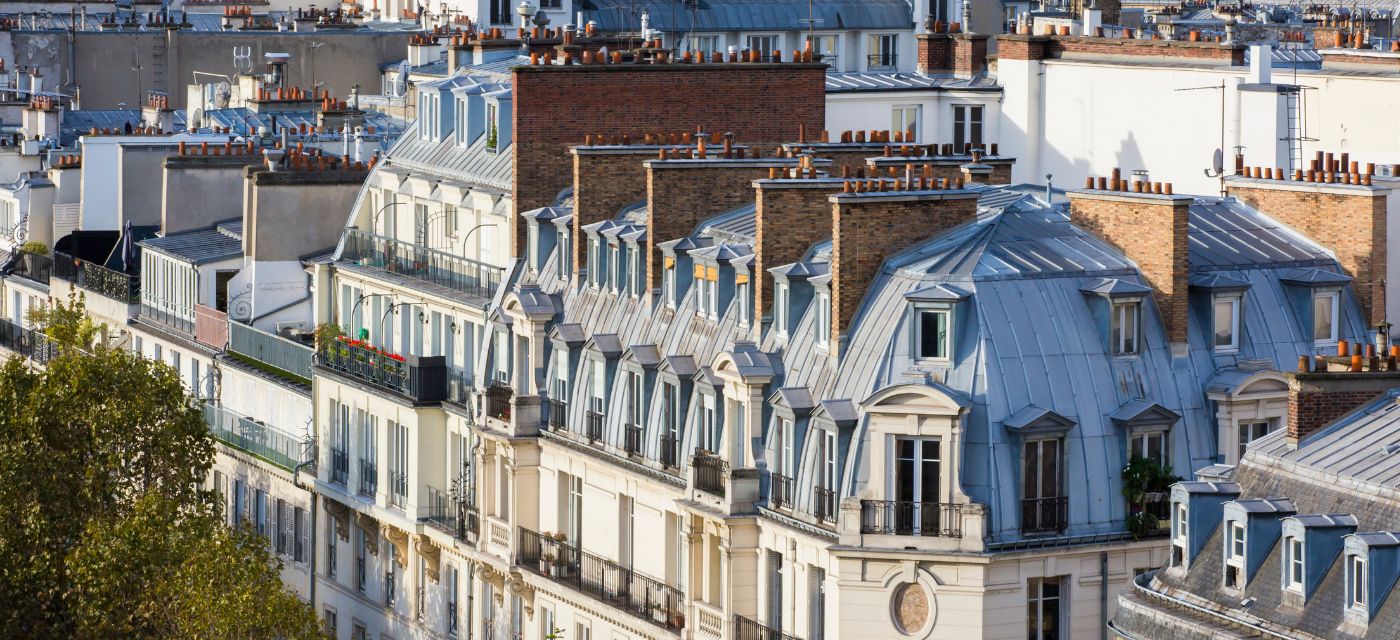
(315, 337, 447, 402)
(0, 318, 58, 364)
(10, 251, 52, 285)
(734, 613, 801, 640)
(341, 228, 504, 302)
(484, 382, 513, 421)
(424, 485, 481, 542)
(770, 473, 793, 510)
(813, 486, 837, 524)
(517, 527, 686, 630)
(623, 423, 643, 457)
(693, 451, 727, 497)
(866, 52, 897, 69)
(547, 398, 568, 431)
(53, 251, 140, 304)
(585, 411, 604, 443)
(358, 459, 378, 497)
(659, 434, 680, 469)
(859, 500, 963, 537)
(1021, 496, 1069, 535)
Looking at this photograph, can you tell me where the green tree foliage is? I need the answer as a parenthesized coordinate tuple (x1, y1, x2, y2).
(0, 296, 322, 638)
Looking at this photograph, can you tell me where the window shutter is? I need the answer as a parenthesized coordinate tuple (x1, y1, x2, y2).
(808, 567, 825, 640)
(296, 506, 308, 564)
(767, 551, 783, 630)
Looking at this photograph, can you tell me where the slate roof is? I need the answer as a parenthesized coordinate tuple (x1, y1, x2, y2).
(578, 0, 911, 31)
(825, 72, 1000, 92)
(139, 218, 244, 265)
(201, 107, 407, 139)
(4, 12, 422, 32)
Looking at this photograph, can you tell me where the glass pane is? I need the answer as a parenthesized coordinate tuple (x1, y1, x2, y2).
(1023, 441, 1039, 497)
(1314, 293, 1334, 341)
(1043, 440, 1060, 496)
(1214, 299, 1234, 347)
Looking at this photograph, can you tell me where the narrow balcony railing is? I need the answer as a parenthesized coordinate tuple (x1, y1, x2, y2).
(341, 228, 504, 302)
(585, 411, 604, 443)
(358, 459, 378, 497)
(770, 473, 793, 510)
(201, 401, 304, 471)
(330, 447, 349, 486)
(659, 434, 680, 469)
(517, 527, 686, 630)
(813, 486, 837, 524)
(424, 485, 480, 542)
(623, 423, 643, 457)
(866, 53, 897, 69)
(52, 251, 140, 304)
(859, 500, 963, 537)
(1021, 496, 1069, 535)
(547, 398, 568, 431)
(227, 320, 314, 381)
(10, 251, 52, 285)
(193, 304, 228, 349)
(388, 470, 408, 508)
(315, 337, 447, 402)
(734, 614, 801, 640)
(139, 302, 194, 334)
(0, 318, 58, 364)
(485, 382, 513, 421)
(693, 451, 727, 498)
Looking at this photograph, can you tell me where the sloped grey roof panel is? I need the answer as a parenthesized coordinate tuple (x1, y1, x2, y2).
(580, 0, 912, 31)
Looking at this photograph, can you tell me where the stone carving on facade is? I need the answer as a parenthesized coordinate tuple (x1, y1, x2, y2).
(507, 570, 536, 619)
(478, 563, 507, 606)
(383, 526, 410, 568)
(322, 497, 350, 541)
(354, 511, 380, 555)
(415, 534, 441, 582)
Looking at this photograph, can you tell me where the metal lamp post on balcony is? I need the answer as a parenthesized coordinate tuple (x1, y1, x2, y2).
(459, 223, 498, 261)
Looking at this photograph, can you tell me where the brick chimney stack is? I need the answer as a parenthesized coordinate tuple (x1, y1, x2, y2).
(1284, 368, 1400, 445)
(571, 144, 672, 277)
(752, 171, 847, 333)
(829, 183, 980, 349)
(1069, 181, 1192, 349)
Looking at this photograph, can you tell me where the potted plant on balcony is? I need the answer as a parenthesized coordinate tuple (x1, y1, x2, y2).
(670, 611, 686, 629)
(314, 323, 343, 352)
(1122, 456, 1180, 538)
(539, 552, 555, 576)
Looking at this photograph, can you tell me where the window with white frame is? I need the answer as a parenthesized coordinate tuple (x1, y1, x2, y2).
(816, 291, 831, 348)
(1214, 294, 1241, 352)
(389, 421, 408, 507)
(1348, 554, 1367, 611)
(1174, 503, 1188, 542)
(736, 275, 750, 326)
(552, 348, 570, 401)
(1284, 536, 1304, 592)
(1237, 420, 1276, 459)
(892, 105, 921, 142)
(774, 417, 794, 476)
(747, 35, 778, 61)
(1313, 290, 1339, 344)
(1111, 301, 1141, 355)
(628, 247, 642, 297)
(587, 237, 601, 288)
(953, 105, 984, 152)
(1026, 577, 1063, 640)
(663, 260, 677, 307)
(1225, 520, 1246, 588)
(485, 102, 499, 150)
(775, 282, 790, 337)
(701, 393, 718, 452)
(915, 308, 950, 360)
(703, 266, 719, 319)
(805, 34, 838, 69)
(609, 243, 622, 293)
(1129, 431, 1167, 465)
(589, 359, 606, 416)
(688, 35, 721, 56)
(867, 33, 898, 69)
(626, 369, 644, 427)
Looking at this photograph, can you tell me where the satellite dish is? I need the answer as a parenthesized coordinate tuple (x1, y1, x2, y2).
(1212, 148, 1224, 174)
(394, 61, 410, 98)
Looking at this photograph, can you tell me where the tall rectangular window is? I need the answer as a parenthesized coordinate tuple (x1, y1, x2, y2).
(775, 418, 794, 476)
(775, 283, 790, 336)
(766, 550, 784, 631)
(701, 394, 718, 453)
(747, 35, 778, 61)
(587, 237, 600, 288)
(446, 565, 460, 637)
(867, 33, 898, 69)
(663, 263, 677, 308)
(619, 495, 634, 568)
(1225, 520, 1246, 588)
(389, 421, 409, 507)
(1026, 578, 1063, 640)
(1349, 555, 1367, 610)
(1214, 295, 1241, 352)
(1129, 431, 1167, 465)
(1313, 290, 1339, 344)
(892, 105, 921, 141)
(1111, 301, 1140, 355)
(737, 277, 751, 326)
(894, 438, 941, 534)
(626, 370, 644, 427)
(816, 292, 831, 348)
(916, 309, 949, 359)
(808, 566, 826, 640)
(953, 105, 984, 152)
(1284, 537, 1304, 591)
(558, 232, 571, 279)
(1022, 439, 1063, 533)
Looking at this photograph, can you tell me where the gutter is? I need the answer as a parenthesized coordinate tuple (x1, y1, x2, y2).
(1127, 570, 1298, 639)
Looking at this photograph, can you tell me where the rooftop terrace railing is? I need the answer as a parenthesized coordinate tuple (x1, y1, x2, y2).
(202, 401, 305, 471)
(228, 320, 314, 382)
(341, 229, 504, 302)
(53, 251, 139, 304)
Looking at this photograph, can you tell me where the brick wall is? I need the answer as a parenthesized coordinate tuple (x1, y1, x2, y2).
(1228, 181, 1388, 326)
(1283, 370, 1400, 443)
(754, 179, 847, 323)
(996, 34, 1245, 65)
(512, 63, 827, 258)
(830, 191, 980, 347)
(645, 160, 789, 292)
(953, 34, 990, 77)
(917, 34, 955, 74)
(572, 148, 659, 276)
(1070, 192, 1192, 343)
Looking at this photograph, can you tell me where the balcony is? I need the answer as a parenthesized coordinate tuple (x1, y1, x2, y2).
(860, 500, 963, 537)
(358, 459, 378, 497)
(660, 434, 680, 469)
(693, 451, 727, 498)
(547, 398, 567, 431)
(315, 337, 447, 403)
(341, 228, 504, 303)
(202, 401, 306, 471)
(228, 320, 314, 382)
(0, 318, 58, 364)
(770, 473, 793, 510)
(388, 470, 408, 508)
(517, 527, 686, 631)
(813, 486, 836, 524)
(866, 53, 897, 70)
(53, 251, 140, 304)
(424, 485, 480, 543)
(447, 370, 474, 408)
(139, 302, 193, 335)
(734, 614, 801, 640)
(330, 447, 349, 486)
(585, 411, 604, 443)
(485, 382, 513, 421)
(193, 304, 228, 349)
(8, 251, 52, 285)
(1021, 496, 1069, 535)
(623, 424, 643, 457)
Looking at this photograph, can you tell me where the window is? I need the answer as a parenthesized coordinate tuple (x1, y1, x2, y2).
(626, 370, 644, 427)
(355, 527, 368, 593)
(447, 565, 460, 637)
(324, 609, 337, 638)
(1313, 290, 1339, 344)
(701, 394, 718, 452)
(662, 382, 680, 467)
(389, 421, 408, 507)
(687, 35, 720, 56)
(747, 35, 778, 61)
(609, 243, 621, 292)
(619, 495, 634, 567)
(808, 566, 826, 640)
(485, 102, 498, 150)
(1225, 520, 1246, 588)
(587, 237, 601, 288)
(775, 417, 794, 476)
(816, 291, 831, 348)
(704, 267, 719, 318)
(663, 261, 677, 308)
(737, 275, 751, 326)
(385, 542, 398, 605)
(564, 474, 583, 543)
(1284, 536, 1304, 592)
(1237, 420, 1276, 459)
(867, 33, 898, 69)
(1214, 295, 1241, 352)
(805, 34, 838, 69)
(1129, 431, 1167, 465)
(1026, 577, 1063, 640)
(953, 105, 984, 153)
(1111, 301, 1140, 355)
(414, 203, 430, 246)
(894, 438, 941, 534)
(1228, 521, 1246, 559)
(892, 105, 920, 142)
(589, 359, 606, 416)
(628, 247, 642, 297)
(1022, 439, 1063, 533)
(775, 282, 790, 337)
(820, 429, 837, 491)
(766, 550, 785, 631)
(558, 231, 571, 279)
(916, 309, 949, 359)
(326, 517, 338, 580)
(1348, 555, 1367, 611)
(1174, 503, 1188, 541)
(294, 506, 306, 563)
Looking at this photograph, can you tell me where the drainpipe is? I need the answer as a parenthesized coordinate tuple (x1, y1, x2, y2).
(293, 457, 319, 609)
(1100, 551, 1108, 640)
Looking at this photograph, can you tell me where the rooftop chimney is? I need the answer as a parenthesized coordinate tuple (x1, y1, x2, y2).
(1069, 182, 1192, 350)
(752, 170, 846, 333)
(1284, 368, 1400, 445)
(571, 143, 670, 278)
(829, 183, 980, 350)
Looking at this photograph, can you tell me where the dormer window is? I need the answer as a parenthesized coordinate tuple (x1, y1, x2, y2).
(1174, 502, 1188, 542)
(1225, 521, 1246, 588)
(1348, 554, 1367, 612)
(627, 249, 642, 298)
(816, 291, 831, 349)
(775, 283, 790, 338)
(587, 237, 601, 288)
(663, 259, 677, 308)
(1313, 290, 1339, 345)
(1284, 536, 1305, 593)
(916, 309, 949, 360)
(557, 231, 571, 280)
(1129, 431, 1166, 465)
(1111, 301, 1140, 355)
(608, 243, 622, 293)
(485, 102, 499, 151)
(1213, 294, 1241, 353)
(696, 265, 718, 319)
(736, 275, 750, 327)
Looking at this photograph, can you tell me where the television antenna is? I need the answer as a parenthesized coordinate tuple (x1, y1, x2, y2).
(799, 0, 824, 43)
(1177, 80, 1228, 195)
